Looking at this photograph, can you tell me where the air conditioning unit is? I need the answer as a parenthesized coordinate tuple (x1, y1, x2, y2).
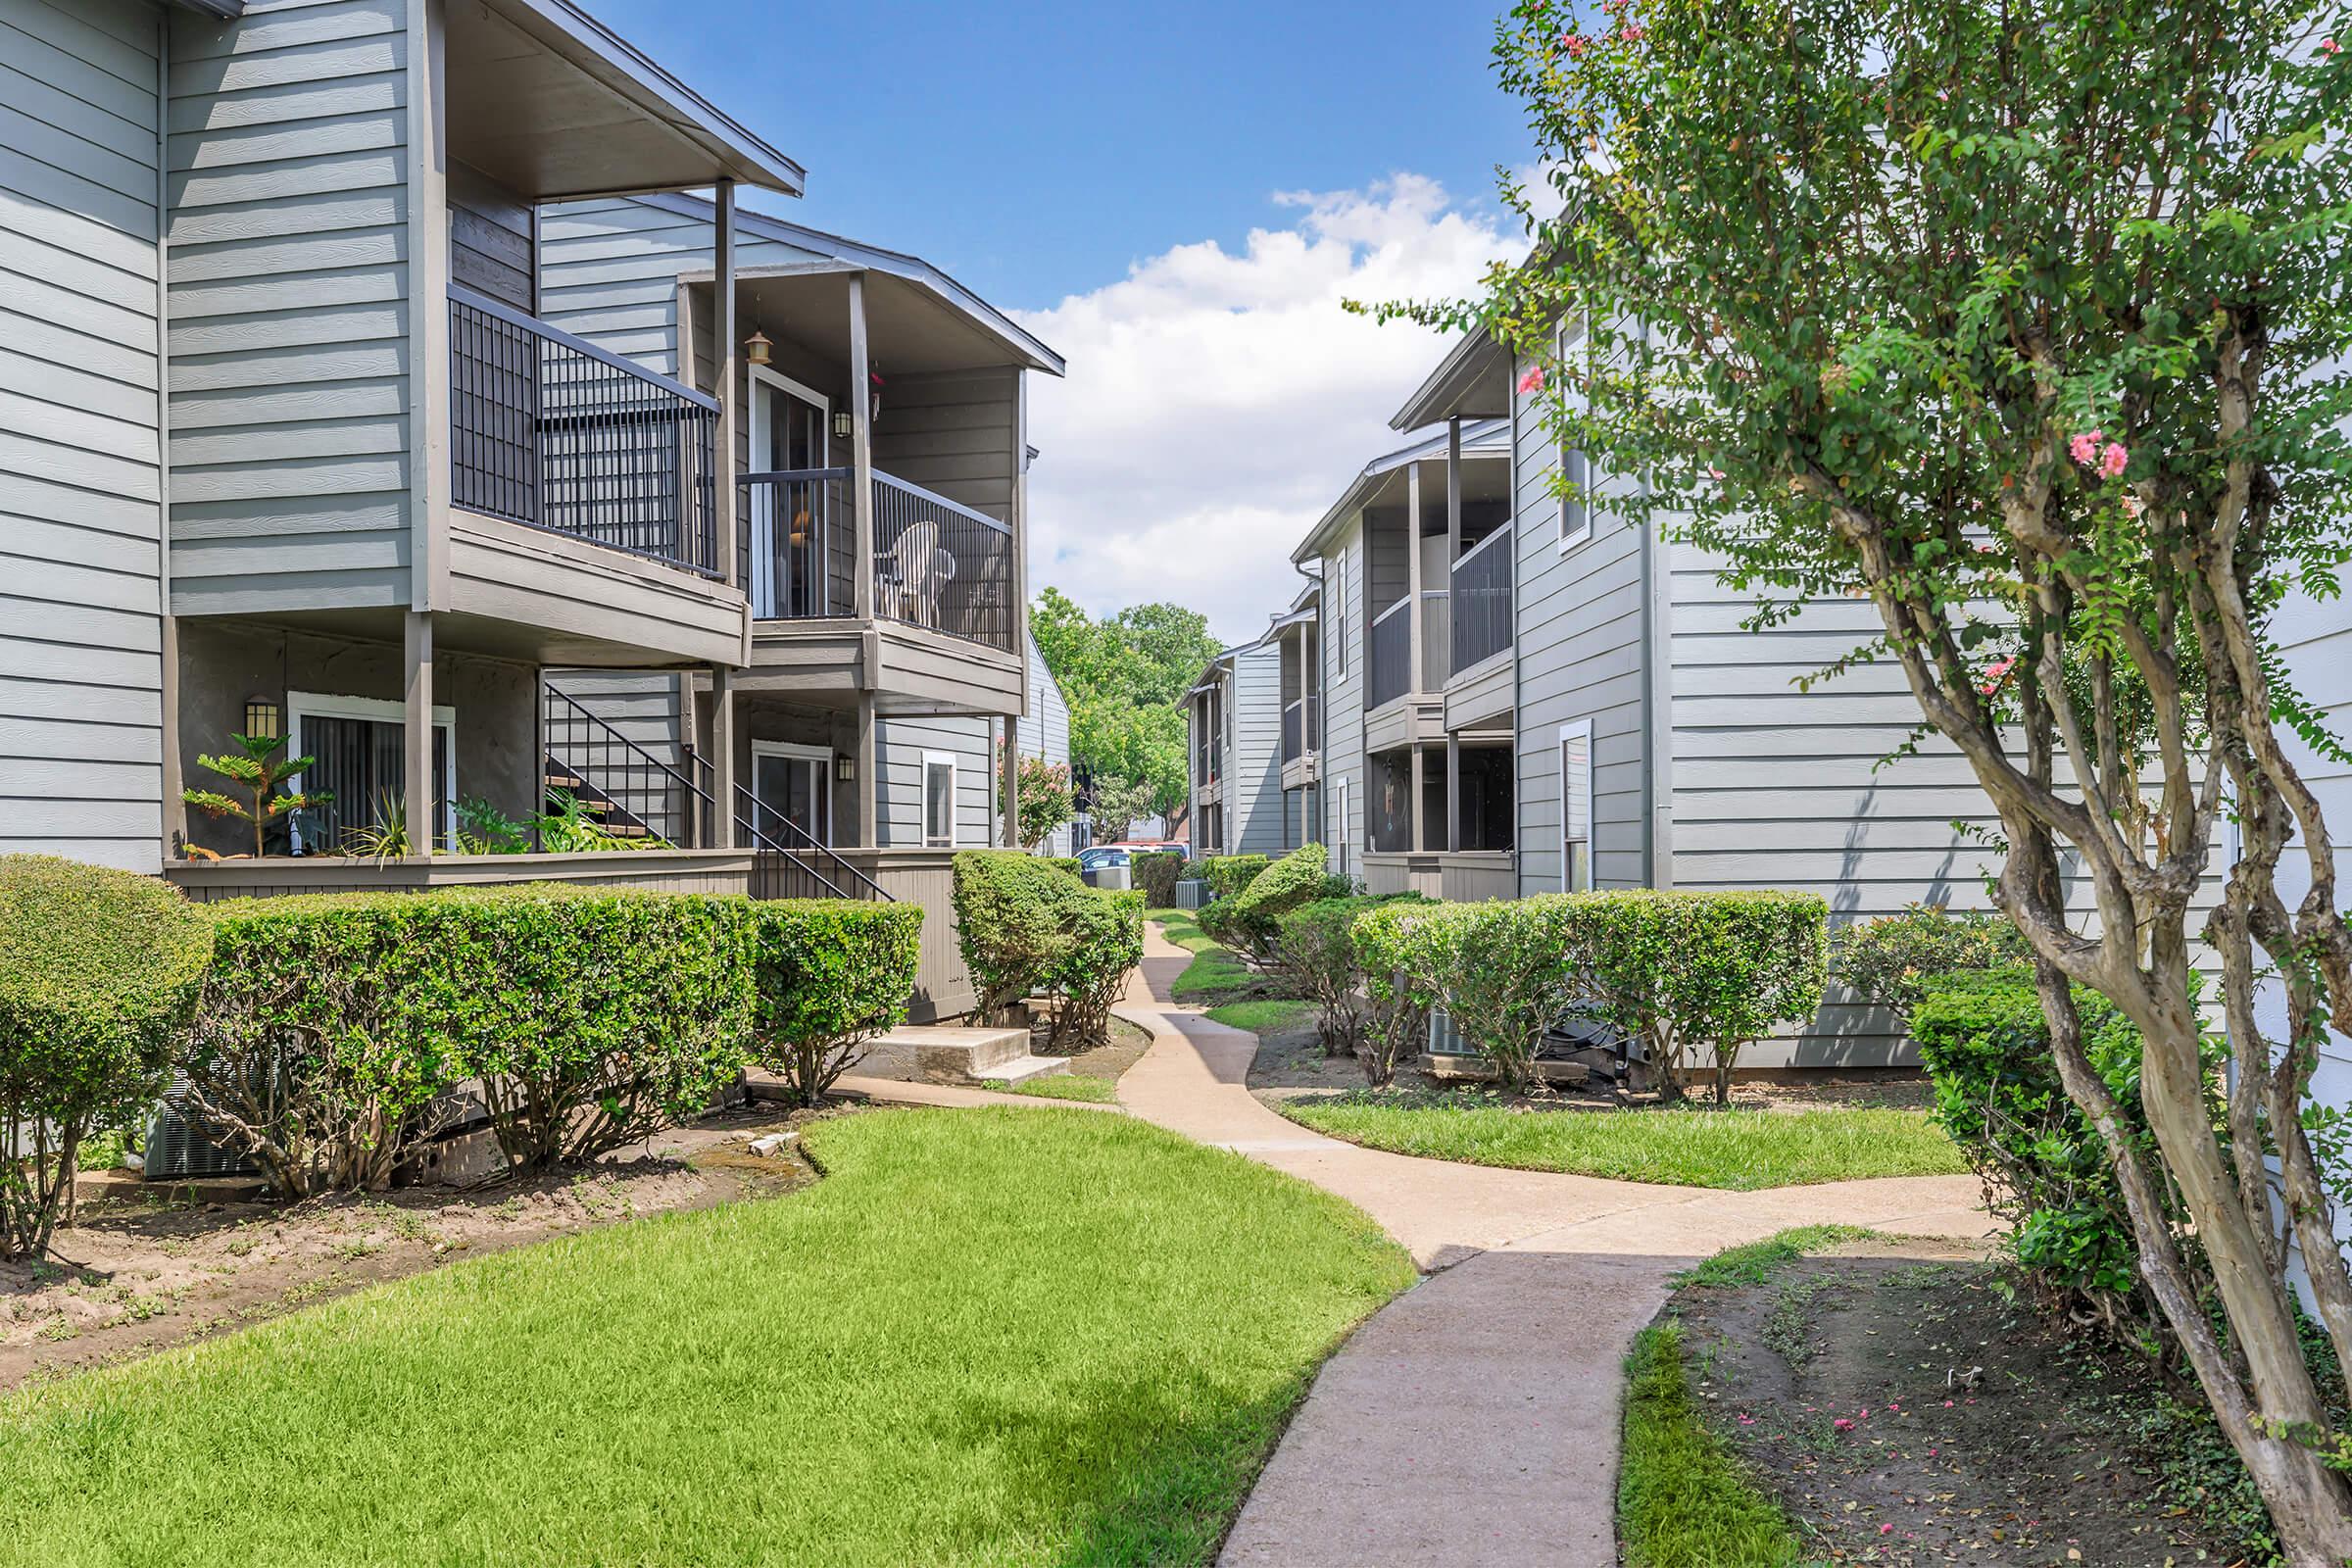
(1174, 878, 1211, 909)
(142, 1074, 258, 1180)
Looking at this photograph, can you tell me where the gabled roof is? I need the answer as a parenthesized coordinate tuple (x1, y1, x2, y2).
(1289, 417, 1511, 565)
(655, 192, 1063, 375)
(1391, 330, 1514, 431)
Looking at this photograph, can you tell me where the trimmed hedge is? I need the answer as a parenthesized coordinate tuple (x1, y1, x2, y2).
(0, 857, 214, 1256)
(1133, 851, 1185, 908)
(952, 851, 1143, 1049)
(1911, 967, 2195, 1340)
(1199, 844, 1347, 967)
(1836, 904, 2032, 1020)
(1348, 890, 1829, 1099)
(1276, 893, 1433, 1059)
(188, 886, 757, 1193)
(1042, 857, 1083, 877)
(751, 900, 924, 1106)
(1200, 855, 1271, 901)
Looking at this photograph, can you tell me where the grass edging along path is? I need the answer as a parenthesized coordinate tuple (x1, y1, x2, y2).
(1277, 1096, 1967, 1190)
(1620, 1320, 1805, 1568)
(0, 1109, 1413, 1567)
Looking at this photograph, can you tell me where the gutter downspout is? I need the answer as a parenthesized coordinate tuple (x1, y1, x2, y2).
(1508, 348, 1525, 897)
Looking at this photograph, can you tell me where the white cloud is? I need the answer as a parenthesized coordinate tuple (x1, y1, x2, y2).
(1014, 175, 1514, 646)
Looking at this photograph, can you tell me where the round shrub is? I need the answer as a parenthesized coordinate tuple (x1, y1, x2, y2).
(1348, 898, 1446, 1087)
(1276, 893, 1434, 1058)
(1379, 898, 1590, 1093)
(1199, 844, 1346, 967)
(1200, 855, 1271, 901)
(751, 900, 924, 1106)
(951, 851, 1144, 1048)
(0, 856, 214, 1256)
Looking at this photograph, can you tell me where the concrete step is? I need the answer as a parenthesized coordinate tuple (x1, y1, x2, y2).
(976, 1054, 1074, 1087)
(858, 1025, 1037, 1086)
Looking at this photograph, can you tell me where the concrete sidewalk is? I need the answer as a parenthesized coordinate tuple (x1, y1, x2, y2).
(1117, 924, 1986, 1568)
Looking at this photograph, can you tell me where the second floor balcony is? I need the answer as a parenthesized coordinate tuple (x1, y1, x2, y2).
(451, 286, 722, 579)
(741, 468, 1018, 655)
(1282, 695, 1319, 762)
(1450, 521, 1514, 675)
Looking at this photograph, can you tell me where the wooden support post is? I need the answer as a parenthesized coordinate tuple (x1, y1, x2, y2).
(1445, 416, 1462, 683)
(1405, 462, 1424, 694)
(710, 666, 737, 849)
(855, 695, 878, 848)
(1446, 734, 1461, 854)
(1409, 743, 1427, 855)
(713, 179, 738, 587)
(403, 611, 434, 856)
(848, 273, 875, 621)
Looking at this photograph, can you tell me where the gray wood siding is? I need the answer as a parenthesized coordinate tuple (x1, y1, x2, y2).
(875, 713, 993, 850)
(448, 158, 530, 311)
(1229, 640, 1287, 856)
(165, 0, 415, 614)
(1509, 343, 1648, 895)
(1318, 520, 1365, 873)
(870, 367, 1019, 523)
(0, 0, 166, 870)
(545, 668, 684, 770)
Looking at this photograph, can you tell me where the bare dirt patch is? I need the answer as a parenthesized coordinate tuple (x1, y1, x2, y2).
(1058, 1011, 1153, 1084)
(0, 1103, 841, 1393)
(1669, 1237, 2259, 1565)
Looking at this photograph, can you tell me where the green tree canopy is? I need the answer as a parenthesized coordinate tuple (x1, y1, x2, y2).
(1031, 589, 1223, 830)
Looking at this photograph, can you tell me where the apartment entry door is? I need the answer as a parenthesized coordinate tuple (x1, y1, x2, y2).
(749, 368, 831, 618)
(751, 742, 832, 848)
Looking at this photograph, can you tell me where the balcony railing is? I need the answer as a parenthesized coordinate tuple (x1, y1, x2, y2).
(1367, 599, 1411, 710)
(449, 285, 718, 576)
(1282, 695, 1318, 761)
(1450, 522, 1514, 675)
(741, 467, 1019, 656)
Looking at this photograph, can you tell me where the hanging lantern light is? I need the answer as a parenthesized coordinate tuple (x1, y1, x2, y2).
(744, 328, 772, 368)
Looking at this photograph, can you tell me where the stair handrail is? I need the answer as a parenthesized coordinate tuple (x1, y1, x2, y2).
(732, 786, 895, 902)
(543, 684, 717, 846)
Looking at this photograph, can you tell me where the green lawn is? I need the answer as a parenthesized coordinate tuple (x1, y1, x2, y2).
(1205, 999, 1316, 1033)
(982, 1072, 1121, 1102)
(0, 1109, 1412, 1567)
(1276, 1097, 1967, 1190)
(1619, 1321, 1803, 1567)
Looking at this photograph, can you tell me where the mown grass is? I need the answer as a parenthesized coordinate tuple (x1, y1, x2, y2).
(1619, 1320, 1805, 1567)
(1146, 908, 1216, 953)
(1205, 999, 1316, 1034)
(1276, 1096, 1967, 1190)
(982, 1072, 1121, 1102)
(0, 1109, 1413, 1567)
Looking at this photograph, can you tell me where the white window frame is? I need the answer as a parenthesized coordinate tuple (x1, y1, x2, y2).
(920, 750, 958, 849)
(750, 739, 834, 848)
(1556, 322, 1592, 555)
(286, 690, 458, 853)
(749, 366, 832, 619)
(1331, 774, 1351, 875)
(1559, 719, 1594, 892)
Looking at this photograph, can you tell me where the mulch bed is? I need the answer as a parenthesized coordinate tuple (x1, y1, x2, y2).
(1670, 1239, 2262, 1565)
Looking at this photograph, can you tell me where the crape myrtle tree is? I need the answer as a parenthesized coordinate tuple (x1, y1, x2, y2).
(1369, 0, 2352, 1550)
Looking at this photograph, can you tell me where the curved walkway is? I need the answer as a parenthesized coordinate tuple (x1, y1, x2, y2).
(1115, 926, 1986, 1568)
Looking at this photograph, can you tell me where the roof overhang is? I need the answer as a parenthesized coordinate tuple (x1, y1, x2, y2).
(447, 0, 805, 201)
(663, 195, 1062, 376)
(1391, 330, 1513, 431)
(1290, 417, 1512, 564)
(168, 0, 243, 17)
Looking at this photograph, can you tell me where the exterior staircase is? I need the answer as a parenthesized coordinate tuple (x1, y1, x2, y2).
(850, 1025, 1069, 1087)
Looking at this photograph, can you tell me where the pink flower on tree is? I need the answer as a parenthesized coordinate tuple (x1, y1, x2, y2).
(1560, 30, 1592, 57)
(1619, 24, 1646, 41)
(2324, 36, 2340, 52)
(2098, 441, 2129, 479)
(1979, 655, 2017, 695)
(1516, 364, 1546, 396)
(2068, 429, 2102, 466)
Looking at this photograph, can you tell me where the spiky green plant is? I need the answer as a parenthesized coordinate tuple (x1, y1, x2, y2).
(182, 733, 331, 859)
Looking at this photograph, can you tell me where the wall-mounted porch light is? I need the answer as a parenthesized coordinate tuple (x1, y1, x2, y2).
(744, 328, 772, 368)
(836, 754, 856, 783)
(831, 409, 854, 442)
(243, 699, 281, 741)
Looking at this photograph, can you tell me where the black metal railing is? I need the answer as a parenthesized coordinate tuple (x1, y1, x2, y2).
(1450, 522, 1513, 675)
(1282, 695, 1319, 761)
(451, 284, 718, 575)
(1368, 599, 1412, 710)
(735, 786, 892, 903)
(740, 467, 1019, 656)
(741, 468, 854, 619)
(542, 685, 712, 849)
(871, 471, 1017, 653)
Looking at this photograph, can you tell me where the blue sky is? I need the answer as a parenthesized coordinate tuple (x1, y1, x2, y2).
(594, 2, 1532, 641)
(592, 1, 1528, 312)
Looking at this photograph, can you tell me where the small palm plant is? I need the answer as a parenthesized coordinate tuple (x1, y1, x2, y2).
(181, 733, 332, 859)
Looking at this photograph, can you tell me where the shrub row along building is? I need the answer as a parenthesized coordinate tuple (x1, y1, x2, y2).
(1188, 327, 2352, 1071)
(0, 0, 1072, 1019)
